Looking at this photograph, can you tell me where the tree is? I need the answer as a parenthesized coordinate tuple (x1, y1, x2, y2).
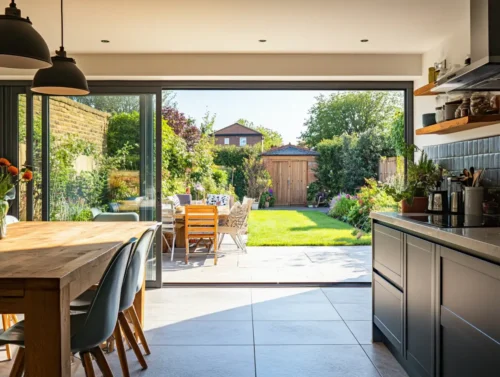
(237, 119, 283, 150)
(301, 91, 403, 147)
(162, 106, 200, 151)
(201, 111, 216, 136)
(106, 112, 140, 169)
(389, 111, 406, 156)
(244, 154, 272, 202)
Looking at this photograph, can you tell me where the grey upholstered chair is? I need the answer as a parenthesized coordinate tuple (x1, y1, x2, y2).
(0, 238, 136, 376)
(94, 212, 139, 222)
(71, 225, 158, 376)
(175, 194, 192, 205)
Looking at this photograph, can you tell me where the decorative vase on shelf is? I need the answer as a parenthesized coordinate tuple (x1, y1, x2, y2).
(0, 200, 9, 239)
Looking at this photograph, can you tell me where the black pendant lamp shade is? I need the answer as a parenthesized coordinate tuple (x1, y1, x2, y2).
(32, 47, 89, 95)
(31, 0, 89, 96)
(0, 1, 52, 69)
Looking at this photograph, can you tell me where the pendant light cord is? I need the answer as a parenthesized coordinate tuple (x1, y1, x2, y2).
(60, 0, 64, 49)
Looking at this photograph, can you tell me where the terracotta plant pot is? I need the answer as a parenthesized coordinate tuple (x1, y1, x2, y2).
(401, 197, 428, 213)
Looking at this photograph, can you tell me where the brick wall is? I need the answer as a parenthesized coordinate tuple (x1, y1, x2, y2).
(215, 135, 263, 148)
(20, 96, 110, 153)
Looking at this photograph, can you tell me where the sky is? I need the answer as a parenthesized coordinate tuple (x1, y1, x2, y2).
(170, 90, 335, 144)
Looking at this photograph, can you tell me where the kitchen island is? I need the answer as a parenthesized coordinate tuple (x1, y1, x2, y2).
(370, 212, 500, 377)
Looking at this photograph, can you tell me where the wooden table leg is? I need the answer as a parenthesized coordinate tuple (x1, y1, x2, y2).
(133, 280, 145, 326)
(24, 284, 71, 377)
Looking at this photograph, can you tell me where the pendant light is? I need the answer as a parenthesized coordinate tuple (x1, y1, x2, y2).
(31, 0, 89, 95)
(0, 1, 52, 69)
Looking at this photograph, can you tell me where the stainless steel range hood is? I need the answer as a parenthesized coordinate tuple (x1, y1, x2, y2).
(434, 0, 500, 93)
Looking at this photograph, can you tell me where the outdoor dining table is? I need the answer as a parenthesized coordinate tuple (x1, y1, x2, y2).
(0, 221, 156, 377)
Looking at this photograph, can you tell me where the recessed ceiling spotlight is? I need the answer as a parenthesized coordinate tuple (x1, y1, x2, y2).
(259, 39, 267, 43)
(101, 39, 110, 43)
(361, 39, 369, 43)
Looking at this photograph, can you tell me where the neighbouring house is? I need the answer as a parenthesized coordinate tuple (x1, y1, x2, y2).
(261, 144, 319, 206)
(214, 123, 264, 150)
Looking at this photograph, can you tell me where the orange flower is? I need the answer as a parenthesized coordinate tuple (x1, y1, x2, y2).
(0, 158, 10, 167)
(22, 170, 33, 181)
(7, 166, 18, 176)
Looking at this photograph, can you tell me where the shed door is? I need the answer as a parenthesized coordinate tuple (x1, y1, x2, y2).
(290, 160, 307, 205)
(272, 161, 290, 206)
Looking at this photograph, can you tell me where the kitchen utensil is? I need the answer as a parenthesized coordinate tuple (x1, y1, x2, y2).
(422, 113, 436, 127)
(477, 169, 486, 187)
(464, 187, 484, 216)
(428, 190, 448, 213)
(468, 167, 475, 187)
(472, 170, 482, 187)
(450, 191, 464, 214)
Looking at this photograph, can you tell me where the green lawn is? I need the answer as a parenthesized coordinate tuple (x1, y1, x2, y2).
(247, 210, 371, 246)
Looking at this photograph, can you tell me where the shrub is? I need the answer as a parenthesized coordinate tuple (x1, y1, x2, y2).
(328, 194, 357, 221)
(259, 189, 276, 208)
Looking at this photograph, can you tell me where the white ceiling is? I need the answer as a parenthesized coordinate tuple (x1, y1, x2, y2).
(15, 0, 468, 54)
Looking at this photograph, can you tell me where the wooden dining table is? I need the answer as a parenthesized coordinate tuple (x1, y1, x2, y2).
(0, 221, 156, 377)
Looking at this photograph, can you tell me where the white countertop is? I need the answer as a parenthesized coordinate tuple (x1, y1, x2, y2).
(371, 212, 500, 264)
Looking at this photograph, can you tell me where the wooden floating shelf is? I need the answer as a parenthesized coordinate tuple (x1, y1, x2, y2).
(416, 115, 500, 135)
(414, 82, 437, 97)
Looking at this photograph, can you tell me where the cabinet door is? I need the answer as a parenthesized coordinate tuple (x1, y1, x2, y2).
(406, 235, 435, 377)
(373, 224, 403, 288)
(440, 247, 500, 377)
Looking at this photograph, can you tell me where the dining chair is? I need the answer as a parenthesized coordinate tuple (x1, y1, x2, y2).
(161, 200, 177, 261)
(70, 225, 158, 377)
(0, 314, 18, 360)
(94, 212, 140, 222)
(241, 197, 254, 234)
(184, 205, 219, 265)
(0, 238, 136, 377)
(218, 203, 249, 252)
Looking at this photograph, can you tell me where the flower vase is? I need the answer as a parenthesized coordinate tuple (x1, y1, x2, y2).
(0, 200, 8, 239)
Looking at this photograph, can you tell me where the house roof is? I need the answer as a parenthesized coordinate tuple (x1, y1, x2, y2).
(261, 144, 319, 156)
(214, 123, 263, 136)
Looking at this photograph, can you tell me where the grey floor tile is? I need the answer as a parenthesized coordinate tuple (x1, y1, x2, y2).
(334, 303, 372, 320)
(345, 321, 373, 345)
(106, 345, 256, 377)
(322, 287, 372, 304)
(253, 300, 341, 320)
(145, 320, 254, 345)
(252, 287, 329, 304)
(255, 345, 381, 377)
(254, 321, 357, 345)
(362, 343, 409, 377)
(145, 288, 252, 321)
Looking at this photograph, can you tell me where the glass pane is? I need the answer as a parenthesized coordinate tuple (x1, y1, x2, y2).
(18, 94, 26, 221)
(33, 96, 43, 220)
(47, 94, 158, 281)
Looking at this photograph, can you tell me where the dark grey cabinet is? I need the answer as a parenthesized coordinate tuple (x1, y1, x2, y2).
(406, 236, 435, 377)
(372, 220, 500, 377)
(439, 247, 500, 377)
(373, 272, 404, 354)
(373, 224, 403, 287)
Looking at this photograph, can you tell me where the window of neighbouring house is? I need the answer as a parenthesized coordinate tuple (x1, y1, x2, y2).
(240, 137, 247, 146)
(224, 137, 230, 145)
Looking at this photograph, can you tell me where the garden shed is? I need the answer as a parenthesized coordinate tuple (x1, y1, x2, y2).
(262, 144, 319, 206)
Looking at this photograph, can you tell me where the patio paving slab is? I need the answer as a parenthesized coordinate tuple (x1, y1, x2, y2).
(163, 243, 372, 284)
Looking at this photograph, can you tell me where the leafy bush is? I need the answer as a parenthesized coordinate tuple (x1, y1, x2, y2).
(107, 112, 140, 169)
(328, 194, 357, 220)
(244, 154, 271, 202)
(259, 189, 276, 208)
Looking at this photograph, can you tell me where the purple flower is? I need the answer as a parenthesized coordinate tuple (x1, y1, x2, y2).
(269, 188, 273, 194)
(346, 194, 351, 199)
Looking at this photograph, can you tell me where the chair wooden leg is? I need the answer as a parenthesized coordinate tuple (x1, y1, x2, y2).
(8, 347, 25, 377)
(127, 306, 151, 355)
(118, 312, 148, 370)
(9, 315, 18, 326)
(218, 233, 225, 249)
(1, 315, 11, 360)
(91, 346, 114, 377)
(214, 235, 218, 266)
(171, 233, 176, 261)
(81, 352, 97, 377)
(185, 237, 190, 264)
(113, 322, 130, 377)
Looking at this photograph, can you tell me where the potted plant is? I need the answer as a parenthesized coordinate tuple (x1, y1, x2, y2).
(0, 158, 33, 238)
(382, 148, 442, 213)
(244, 155, 271, 210)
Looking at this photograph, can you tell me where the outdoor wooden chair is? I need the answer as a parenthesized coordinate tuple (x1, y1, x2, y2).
(218, 203, 249, 252)
(1, 314, 18, 360)
(184, 205, 219, 265)
(161, 200, 177, 261)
